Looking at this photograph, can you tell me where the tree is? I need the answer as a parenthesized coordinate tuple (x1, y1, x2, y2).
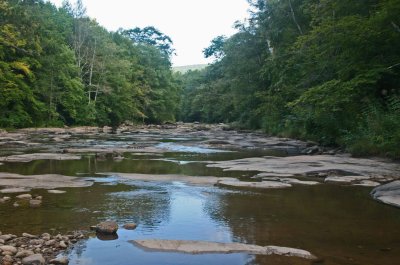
(120, 26, 175, 58)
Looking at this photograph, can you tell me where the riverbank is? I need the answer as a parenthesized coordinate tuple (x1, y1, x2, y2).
(0, 230, 85, 265)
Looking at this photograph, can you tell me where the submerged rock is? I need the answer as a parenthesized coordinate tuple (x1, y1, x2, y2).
(131, 239, 316, 259)
(123, 223, 137, 230)
(29, 199, 42, 207)
(371, 181, 400, 208)
(95, 221, 118, 234)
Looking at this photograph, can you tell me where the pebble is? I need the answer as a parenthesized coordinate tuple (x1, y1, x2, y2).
(41, 233, 51, 241)
(15, 250, 35, 258)
(0, 245, 18, 254)
(2, 255, 13, 265)
(0, 230, 85, 264)
(59, 241, 67, 248)
(45, 239, 56, 246)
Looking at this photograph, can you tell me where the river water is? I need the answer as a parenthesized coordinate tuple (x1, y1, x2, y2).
(0, 130, 399, 265)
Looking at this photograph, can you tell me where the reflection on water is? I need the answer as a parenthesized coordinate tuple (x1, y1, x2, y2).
(67, 183, 248, 265)
(0, 134, 399, 265)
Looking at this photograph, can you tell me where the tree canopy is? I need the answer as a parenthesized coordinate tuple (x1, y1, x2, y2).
(0, 0, 180, 128)
(179, 0, 400, 158)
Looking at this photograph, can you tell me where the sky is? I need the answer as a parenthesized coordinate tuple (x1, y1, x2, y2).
(48, 0, 251, 66)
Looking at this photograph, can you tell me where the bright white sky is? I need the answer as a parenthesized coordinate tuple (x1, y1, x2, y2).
(48, 0, 251, 66)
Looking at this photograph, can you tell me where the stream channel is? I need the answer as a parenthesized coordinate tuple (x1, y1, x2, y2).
(0, 125, 399, 265)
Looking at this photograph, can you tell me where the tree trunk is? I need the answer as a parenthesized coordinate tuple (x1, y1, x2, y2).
(288, 0, 303, 35)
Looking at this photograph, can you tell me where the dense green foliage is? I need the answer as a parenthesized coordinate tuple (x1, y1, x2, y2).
(180, 0, 400, 158)
(0, 0, 180, 128)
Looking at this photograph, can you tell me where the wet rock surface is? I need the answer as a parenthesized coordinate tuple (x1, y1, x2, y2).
(131, 239, 317, 259)
(95, 221, 118, 234)
(371, 181, 400, 208)
(123, 223, 137, 230)
(0, 173, 92, 193)
(0, 123, 399, 264)
(0, 231, 84, 264)
(207, 155, 400, 184)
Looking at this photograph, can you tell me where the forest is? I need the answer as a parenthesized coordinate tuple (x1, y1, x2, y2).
(1, 0, 400, 158)
(180, 0, 400, 158)
(0, 0, 180, 128)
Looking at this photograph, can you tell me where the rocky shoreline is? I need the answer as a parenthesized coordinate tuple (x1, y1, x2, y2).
(0, 123, 399, 207)
(0, 230, 85, 265)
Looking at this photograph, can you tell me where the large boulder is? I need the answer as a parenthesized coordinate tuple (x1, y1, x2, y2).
(371, 180, 400, 208)
(95, 221, 118, 234)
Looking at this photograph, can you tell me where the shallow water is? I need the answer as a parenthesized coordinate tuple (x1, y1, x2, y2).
(0, 134, 399, 265)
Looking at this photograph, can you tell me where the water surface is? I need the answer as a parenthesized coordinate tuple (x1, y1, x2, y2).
(0, 133, 399, 265)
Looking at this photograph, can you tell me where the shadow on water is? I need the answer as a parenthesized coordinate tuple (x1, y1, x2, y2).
(0, 154, 260, 178)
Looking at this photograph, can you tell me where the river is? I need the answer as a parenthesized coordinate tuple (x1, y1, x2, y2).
(0, 124, 399, 265)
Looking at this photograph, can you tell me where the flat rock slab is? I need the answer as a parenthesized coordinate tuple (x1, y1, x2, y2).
(131, 239, 316, 260)
(0, 153, 81, 163)
(218, 180, 292, 189)
(0, 173, 92, 192)
(101, 173, 319, 189)
(325, 176, 369, 183)
(207, 155, 400, 181)
(371, 181, 400, 208)
(100, 173, 236, 186)
(278, 178, 320, 185)
(353, 180, 381, 187)
(0, 187, 31, 193)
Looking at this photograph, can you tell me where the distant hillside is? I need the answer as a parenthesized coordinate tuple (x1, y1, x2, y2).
(173, 64, 207, 73)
